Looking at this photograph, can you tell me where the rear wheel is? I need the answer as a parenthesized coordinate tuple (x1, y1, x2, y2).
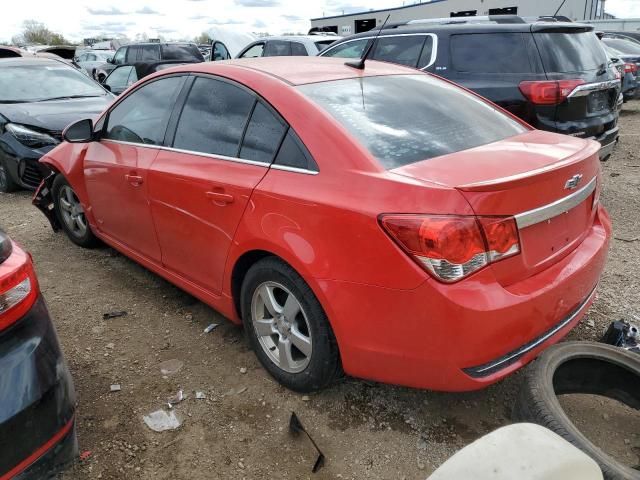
(0, 159, 19, 193)
(53, 175, 99, 248)
(241, 257, 341, 392)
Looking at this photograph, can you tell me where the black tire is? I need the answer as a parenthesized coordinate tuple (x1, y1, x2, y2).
(52, 175, 100, 248)
(0, 158, 19, 193)
(513, 342, 640, 480)
(241, 257, 341, 392)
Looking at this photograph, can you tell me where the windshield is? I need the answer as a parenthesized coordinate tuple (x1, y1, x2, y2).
(297, 74, 526, 169)
(603, 38, 640, 55)
(535, 31, 609, 72)
(0, 64, 106, 103)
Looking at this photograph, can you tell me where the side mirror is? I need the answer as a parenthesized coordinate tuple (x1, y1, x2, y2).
(103, 83, 111, 92)
(107, 58, 113, 64)
(63, 119, 94, 143)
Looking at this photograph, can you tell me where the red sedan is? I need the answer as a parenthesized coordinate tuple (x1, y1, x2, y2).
(33, 57, 611, 392)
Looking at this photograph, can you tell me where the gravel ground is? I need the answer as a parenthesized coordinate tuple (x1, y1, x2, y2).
(1, 101, 639, 479)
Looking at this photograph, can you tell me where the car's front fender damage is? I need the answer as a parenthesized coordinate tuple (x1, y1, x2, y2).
(32, 169, 60, 232)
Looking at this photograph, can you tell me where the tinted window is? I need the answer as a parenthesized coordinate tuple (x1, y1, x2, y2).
(239, 102, 287, 163)
(535, 32, 609, 72)
(322, 39, 368, 58)
(451, 33, 532, 73)
(105, 76, 186, 145)
(264, 40, 292, 57)
(140, 45, 160, 61)
(315, 40, 335, 52)
(212, 42, 230, 60)
(603, 38, 640, 55)
(161, 44, 203, 61)
(113, 47, 126, 65)
(417, 36, 435, 68)
(274, 130, 317, 171)
(173, 77, 254, 157)
(298, 75, 526, 169)
(126, 46, 141, 63)
(372, 35, 427, 68)
(291, 42, 308, 56)
(241, 43, 264, 58)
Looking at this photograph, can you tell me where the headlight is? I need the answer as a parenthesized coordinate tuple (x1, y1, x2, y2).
(5, 123, 59, 149)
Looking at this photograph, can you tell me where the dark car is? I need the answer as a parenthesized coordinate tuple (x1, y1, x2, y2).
(603, 31, 640, 45)
(103, 61, 190, 95)
(320, 16, 621, 160)
(0, 229, 76, 478)
(92, 42, 204, 83)
(604, 44, 638, 101)
(0, 57, 114, 192)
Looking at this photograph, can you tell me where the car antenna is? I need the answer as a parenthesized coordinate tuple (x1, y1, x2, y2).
(553, 0, 567, 17)
(346, 14, 391, 70)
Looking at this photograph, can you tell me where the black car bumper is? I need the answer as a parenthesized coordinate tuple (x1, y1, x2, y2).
(0, 134, 55, 191)
(0, 296, 77, 479)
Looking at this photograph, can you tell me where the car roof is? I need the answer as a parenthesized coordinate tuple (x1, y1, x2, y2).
(0, 56, 71, 67)
(264, 35, 339, 41)
(125, 42, 197, 47)
(170, 56, 417, 85)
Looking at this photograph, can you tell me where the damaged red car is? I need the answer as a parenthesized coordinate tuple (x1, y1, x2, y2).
(0, 230, 76, 478)
(33, 58, 611, 392)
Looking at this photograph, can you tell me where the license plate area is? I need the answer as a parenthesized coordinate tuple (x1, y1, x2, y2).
(588, 90, 611, 113)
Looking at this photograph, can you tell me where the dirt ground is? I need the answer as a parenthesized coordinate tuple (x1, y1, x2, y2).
(1, 102, 640, 479)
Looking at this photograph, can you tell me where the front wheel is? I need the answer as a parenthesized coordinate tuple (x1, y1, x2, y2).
(241, 257, 341, 392)
(53, 175, 100, 248)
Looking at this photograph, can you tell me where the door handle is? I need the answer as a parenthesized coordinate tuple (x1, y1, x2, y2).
(206, 191, 234, 205)
(125, 174, 143, 187)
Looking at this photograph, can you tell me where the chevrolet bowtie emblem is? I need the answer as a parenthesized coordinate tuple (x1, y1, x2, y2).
(565, 174, 583, 190)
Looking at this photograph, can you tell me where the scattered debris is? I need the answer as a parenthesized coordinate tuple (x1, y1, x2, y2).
(289, 412, 325, 473)
(240, 367, 247, 374)
(158, 359, 184, 376)
(110, 384, 121, 392)
(601, 319, 639, 353)
(203, 323, 219, 334)
(79, 451, 92, 461)
(103, 311, 128, 320)
(185, 313, 193, 321)
(585, 319, 595, 328)
(167, 390, 185, 408)
(195, 391, 206, 400)
(614, 236, 640, 243)
(105, 342, 115, 350)
(143, 409, 182, 432)
(302, 395, 310, 402)
(236, 386, 247, 395)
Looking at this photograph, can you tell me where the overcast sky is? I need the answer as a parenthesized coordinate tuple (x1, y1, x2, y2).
(2, 0, 639, 43)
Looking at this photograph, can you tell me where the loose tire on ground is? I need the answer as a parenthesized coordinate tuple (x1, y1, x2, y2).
(52, 175, 100, 248)
(513, 342, 640, 480)
(241, 256, 342, 392)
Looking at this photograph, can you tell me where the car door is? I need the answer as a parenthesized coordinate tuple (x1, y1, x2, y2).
(112, 46, 127, 65)
(148, 75, 287, 294)
(83, 75, 187, 262)
(211, 41, 231, 61)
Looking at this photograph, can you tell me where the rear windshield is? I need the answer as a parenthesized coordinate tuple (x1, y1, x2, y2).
(161, 44, 203, 61)
(297, 74, 527, 169)
(534, 32, 608, 73)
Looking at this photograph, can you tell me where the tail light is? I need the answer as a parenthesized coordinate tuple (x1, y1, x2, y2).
(0, 238, 38, 331)
(380, 215, 520, 283)
(624, 63, 638, 74)
(519, 80, 584, 105)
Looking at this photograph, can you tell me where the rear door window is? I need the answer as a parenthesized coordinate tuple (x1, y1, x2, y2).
(535, 31, 609, 73)
(451, 33, 533, 73)
(273, 130, 318, 171)
(161, 44, 203, 61)
(126, 46, 141, 63)
(140, 45, 160, 61)
(291, 42, 308, 56)
(105, 76, 186, 145)
(298, 74, 526, 169)
(417, 36, 435, 68)
(239, 102, 287, 163)
(173, 77, 255, 157)
(321, 39, 368, 58)
(372, 35, 427, 68)
(240, 43, 265, 58)
(105, 66, 135, 92)
(264, 41, 292, 57)
(113, 47, 126, 65)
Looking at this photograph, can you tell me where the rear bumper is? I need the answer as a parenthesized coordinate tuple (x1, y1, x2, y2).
(319, 205, 611, 391)
(591, 127, 619, 160)
(0, 296, 77, 478)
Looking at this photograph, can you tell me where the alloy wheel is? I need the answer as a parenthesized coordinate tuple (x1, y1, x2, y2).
(59, 185, 88, 238)
(251, 281, 313, 373)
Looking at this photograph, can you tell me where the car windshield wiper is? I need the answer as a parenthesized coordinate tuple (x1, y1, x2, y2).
(35, 94, 104, 102)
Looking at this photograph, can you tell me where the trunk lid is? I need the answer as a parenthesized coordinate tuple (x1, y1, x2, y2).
(391, 130, 601, 285)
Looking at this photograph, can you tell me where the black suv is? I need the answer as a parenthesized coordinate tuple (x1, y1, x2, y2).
(320, 17, 621, 159)
(92, 42, 204, 82)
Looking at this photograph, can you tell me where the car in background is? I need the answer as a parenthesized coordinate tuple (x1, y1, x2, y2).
(236, 35, 339, 58)
(0, 57, 114, 192)
(603, 31, 640, 45)
(604, 44, 638, 101)
(602, 36, 640, 71)
(0, 229, 76, 478)
(92, 42, 204, 83)
(321, 16, 621, 160)
(74, 50, 114, 77)
(33, 57, 610, 394)
(103, 61, 190, 95)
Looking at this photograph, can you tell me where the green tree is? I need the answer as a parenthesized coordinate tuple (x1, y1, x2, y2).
(194, 32, 211, 44)
(13, 20, 69, 45)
